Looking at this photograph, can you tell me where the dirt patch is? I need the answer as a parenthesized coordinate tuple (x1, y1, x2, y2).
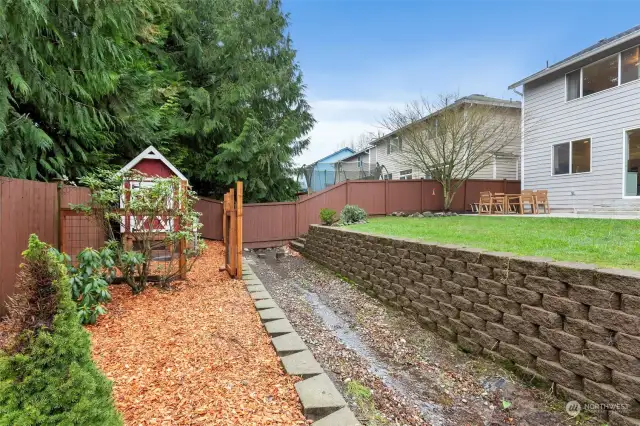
(247, 249, 602, 426)
(88, 242, 306, 425)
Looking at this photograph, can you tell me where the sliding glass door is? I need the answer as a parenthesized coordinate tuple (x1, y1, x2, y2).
(625, 129, 640, 196)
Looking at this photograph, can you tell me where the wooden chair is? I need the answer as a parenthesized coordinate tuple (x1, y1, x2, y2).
(478, 191, 492, 214)
(520, 190, 537, 214)
(534, 190, 550, 214)
(491, 192, 506, 214)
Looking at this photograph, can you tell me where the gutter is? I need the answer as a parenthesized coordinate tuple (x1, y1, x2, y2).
(508, 28, 640, 89)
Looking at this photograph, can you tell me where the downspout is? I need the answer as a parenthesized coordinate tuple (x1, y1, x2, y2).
(512, 88, 524, 190)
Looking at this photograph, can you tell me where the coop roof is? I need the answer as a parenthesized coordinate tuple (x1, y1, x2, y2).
(120, 146, 187, 181)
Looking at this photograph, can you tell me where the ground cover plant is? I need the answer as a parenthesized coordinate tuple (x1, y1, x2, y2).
(0, 235, 121, 425)
(349, 216, 640, 269)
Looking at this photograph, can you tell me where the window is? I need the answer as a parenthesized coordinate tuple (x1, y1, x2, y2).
(553, 143, 570, 175)
(387, 136, 402, 154)
(582, 55, 619, 96)
(382, 173, 392, 180)
(625, 128, 640, 196)
(357, 156, 363, 168)
(399, 169, 412, 180)
(552, 138, 591, 175)
(566, 46, 640, 101)
(622, 46, 640, 84)
(566, 70, 581, 101)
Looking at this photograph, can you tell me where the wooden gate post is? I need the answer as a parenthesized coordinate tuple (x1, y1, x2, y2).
(236, 181, 243, 277)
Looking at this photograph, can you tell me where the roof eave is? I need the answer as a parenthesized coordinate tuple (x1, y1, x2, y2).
(508, 29, 640, 89)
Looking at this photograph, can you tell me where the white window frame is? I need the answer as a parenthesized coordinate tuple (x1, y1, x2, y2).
(622, 127, 640, 198)
(357, 156, 363, 168)
(565, 44, 640, 102)
(387, 136, 402, 154)
(382, 173, 392, 180)
(399, 169, 412, 180)
(550, 138, 592, 176)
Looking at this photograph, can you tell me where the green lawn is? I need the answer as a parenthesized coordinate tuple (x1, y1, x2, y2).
(348, 216, 640, 270)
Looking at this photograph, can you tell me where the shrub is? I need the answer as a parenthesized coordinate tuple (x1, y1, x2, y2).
(0, 235, 122, 425)
(319, 208, 337, 225)
(340, 204, 367, 224)
(75, 169, 206, 293)
(56, 247, 115, 325)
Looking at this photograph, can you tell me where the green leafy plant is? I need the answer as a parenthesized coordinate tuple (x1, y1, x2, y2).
(320, 208, 337, 225)
(69, 248, 115, 325)
(0, 234, 121, 425)
(502, 399, 512, 410)
(341, 204, 368, 224)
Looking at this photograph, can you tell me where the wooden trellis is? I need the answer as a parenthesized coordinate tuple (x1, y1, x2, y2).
(222, 181, 243, 278)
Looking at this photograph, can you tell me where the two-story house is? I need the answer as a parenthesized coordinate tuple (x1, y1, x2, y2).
(509, 25, 640, 211)
(299, 147, 355, 192)
(358, 94, 521, 181)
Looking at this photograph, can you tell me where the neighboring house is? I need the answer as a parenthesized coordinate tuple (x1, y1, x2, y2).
(366, 94, 522, 181)
(334, 147, 380, 183)
(300, 147, 355, 192)
(509, 25, 640, 211)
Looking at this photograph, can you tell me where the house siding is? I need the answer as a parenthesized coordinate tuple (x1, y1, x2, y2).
(523, 72, 640, 210)
(371, 108, 521, 181)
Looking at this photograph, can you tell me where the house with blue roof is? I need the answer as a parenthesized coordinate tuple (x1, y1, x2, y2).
(300, 147, 355, 192)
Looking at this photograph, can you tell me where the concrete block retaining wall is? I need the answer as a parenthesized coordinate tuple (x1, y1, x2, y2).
(302, 225, 640, 424)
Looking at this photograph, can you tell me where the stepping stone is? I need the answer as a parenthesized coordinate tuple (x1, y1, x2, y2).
(295, 373, 346, 420)
(264, 319, 295, 336)
(280, 350, 324, 379)
(259, 307, 286, 322)
(251, 291, 272, 301)
(271, 332, 307, 356)
(312, 407, 361, 426)
(246, 284, 267, 293)
(254, 299, 277, 310)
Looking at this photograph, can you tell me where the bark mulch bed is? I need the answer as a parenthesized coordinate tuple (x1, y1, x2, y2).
(88, 241, 306, 425)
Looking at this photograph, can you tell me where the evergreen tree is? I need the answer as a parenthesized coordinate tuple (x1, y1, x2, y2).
(0, 0, 179, 180)
(167, 0, 314, 202)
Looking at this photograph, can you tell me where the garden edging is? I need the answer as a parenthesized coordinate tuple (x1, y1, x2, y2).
(301, 225, 640, 425)
(242, 261, 361, 425)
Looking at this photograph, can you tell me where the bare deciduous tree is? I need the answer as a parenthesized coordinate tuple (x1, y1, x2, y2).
(380, 94, 520, 210)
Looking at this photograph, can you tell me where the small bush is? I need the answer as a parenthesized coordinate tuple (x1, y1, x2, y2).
(341, 204, 367, 224)
(319, 208, 337, 225)
(0, 234, 122, 425)
(58, 247, 115, 325)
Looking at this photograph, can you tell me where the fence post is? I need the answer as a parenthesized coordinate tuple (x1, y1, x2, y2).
(236, 181, 243, 278)
(346, 180, 350, 205)
(463, 180, 468, 212)
(56, 182, 63, 250)
(420, 179, 424, 212)
(384, 179, 389, 215)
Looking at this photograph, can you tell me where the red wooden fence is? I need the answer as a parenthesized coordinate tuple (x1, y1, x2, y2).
(195, 178, 521, 248)
(1, 177, 519, 314)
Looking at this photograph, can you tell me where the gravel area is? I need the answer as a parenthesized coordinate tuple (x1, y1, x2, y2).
(246, 248, 602, 426)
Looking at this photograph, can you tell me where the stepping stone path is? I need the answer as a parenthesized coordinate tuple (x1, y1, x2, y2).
(242, 260, 360, 425)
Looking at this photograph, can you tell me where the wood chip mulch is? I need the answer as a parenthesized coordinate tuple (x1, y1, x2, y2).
(87, 241, 307, 425)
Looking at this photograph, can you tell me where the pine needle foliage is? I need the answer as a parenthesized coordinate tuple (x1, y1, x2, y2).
(0, 235, 121, 426)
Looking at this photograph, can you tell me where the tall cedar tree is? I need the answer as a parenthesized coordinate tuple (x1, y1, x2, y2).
(167, 0, 314, 202)
(0, 0, 180, 180)
(0, 0, 314, 202)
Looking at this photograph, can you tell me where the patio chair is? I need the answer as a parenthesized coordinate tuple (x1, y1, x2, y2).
(517, 190, 537, 214)
(478, 191, 492, 214)
(534, 189, 550, 214)
(491, 192, 506, 214)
